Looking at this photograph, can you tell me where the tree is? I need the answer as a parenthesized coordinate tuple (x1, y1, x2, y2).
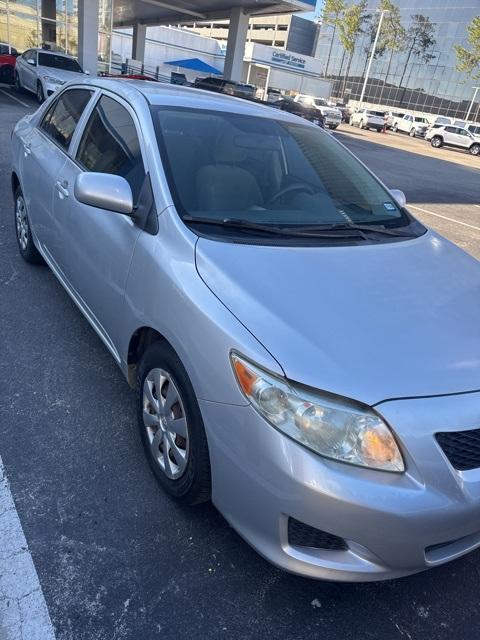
(322, 0, 346, 78)
(361, 12, 387, 80)
(379, 0, 406, 93)
(454, 15, 480, 79)
(338, 0, 368, 97)
(398, 15, 436, 89)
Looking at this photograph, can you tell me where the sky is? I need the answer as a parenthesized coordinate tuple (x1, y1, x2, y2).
(302, 0, 323, 20)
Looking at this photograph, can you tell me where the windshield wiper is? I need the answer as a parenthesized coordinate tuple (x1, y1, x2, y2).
(183, 216, 370, 239)
(296, 222, 417, 238)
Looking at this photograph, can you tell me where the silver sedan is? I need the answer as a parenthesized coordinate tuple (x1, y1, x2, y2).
(11, 77, 480, 581)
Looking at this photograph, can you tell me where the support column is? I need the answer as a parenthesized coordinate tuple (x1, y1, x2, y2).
(223, 7, 249, 81)
(132, 23, 147, 62)
(78, 0, 99, 75)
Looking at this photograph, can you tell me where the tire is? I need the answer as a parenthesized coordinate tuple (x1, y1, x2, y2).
(409, 128, 416, 137)
(0, 65, 14, 83)
(14, 72, 22, 92)
(36, 81, 44, 104)
(469, 144, 480, 156)
(392, 123, 398, 132)
(14, 186, 44, 264)
(431, 136, 442, 148)
(359, 120, 364, 129)
(137, 341, 211, 505)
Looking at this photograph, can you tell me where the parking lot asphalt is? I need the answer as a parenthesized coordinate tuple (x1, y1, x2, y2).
(0, 85, 480, 640)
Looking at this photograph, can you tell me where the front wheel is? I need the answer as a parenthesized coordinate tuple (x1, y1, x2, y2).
(469, 144, 480, 156)
(36, 81, 44, 104)
(392, 124, 398, 132)
(359, 120, 364, 129)
(409, 128, 416, 137)
(431, 136, 442, 148)
(137, 341, 211, 505)
(14, 72, 22, 92)
(14, 186, 44, 264)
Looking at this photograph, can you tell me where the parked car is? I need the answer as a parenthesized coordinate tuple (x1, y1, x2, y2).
(425, 125, 480, 155)
(332, 102, 352, 122)
(465, 123, 480, 137)
(294, 94, 342, 129)
(392, 114, 428, 137)
(349, 108, 385, 131)
(0, 43, 18, 83)
(276, 96, 324, 127)
(193, 76, 256, 100)
(15, 48, 86, 103)
(11, 78, 480, 582)
(385, 111, 405, 129)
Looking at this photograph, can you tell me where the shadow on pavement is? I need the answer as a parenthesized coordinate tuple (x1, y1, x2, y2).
(336, 131, 480, 206)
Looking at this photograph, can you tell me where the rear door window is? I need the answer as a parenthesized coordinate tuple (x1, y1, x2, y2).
(40, 88, 93, 150)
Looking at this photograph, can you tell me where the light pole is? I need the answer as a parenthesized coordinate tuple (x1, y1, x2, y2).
(465, 86, 480, 122)
(358, 8, 390, 108)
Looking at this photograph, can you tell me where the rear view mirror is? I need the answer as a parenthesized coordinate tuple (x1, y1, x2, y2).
(390, 189, 407, 209)
(74, 173, 133, 215)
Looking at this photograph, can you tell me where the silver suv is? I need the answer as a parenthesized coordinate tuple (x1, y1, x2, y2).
(426, 125, 480, 155)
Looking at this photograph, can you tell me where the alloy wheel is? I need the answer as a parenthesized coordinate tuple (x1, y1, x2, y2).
(15, 195, 29, 251)
(470, 145, 479, 156)
(142, 368, 189, 480)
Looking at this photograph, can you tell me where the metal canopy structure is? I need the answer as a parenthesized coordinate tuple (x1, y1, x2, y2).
(113, 0, 315, 28)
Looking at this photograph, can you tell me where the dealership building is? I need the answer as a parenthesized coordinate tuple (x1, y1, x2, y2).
(315, 0, 480, 120)
(0, 0, 315, 79)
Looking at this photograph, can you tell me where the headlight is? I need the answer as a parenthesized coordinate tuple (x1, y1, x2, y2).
(231, 353, 404, 473)
(43, 76, 65, 85)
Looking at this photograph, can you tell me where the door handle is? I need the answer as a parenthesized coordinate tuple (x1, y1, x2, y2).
(55, 180, 69, 198)
(23, 142, 31, 157)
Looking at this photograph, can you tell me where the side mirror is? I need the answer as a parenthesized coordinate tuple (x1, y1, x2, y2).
(84, 70, 90, 75)
(390, 189, 407, 209)
(74, 173, 133, 215)
(27, 58, 36, 66)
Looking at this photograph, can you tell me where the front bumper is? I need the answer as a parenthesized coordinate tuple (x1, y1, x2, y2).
(200, 390, 480, 581)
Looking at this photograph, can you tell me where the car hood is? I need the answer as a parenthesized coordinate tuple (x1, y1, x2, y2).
(195, 231, 480, 406)
(38, 66, 83, 81)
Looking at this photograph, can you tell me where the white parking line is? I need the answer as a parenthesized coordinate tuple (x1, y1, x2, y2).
(0, 456, 56, 640)
(0, 89, 31, 108)
(410, 205, 480, 232)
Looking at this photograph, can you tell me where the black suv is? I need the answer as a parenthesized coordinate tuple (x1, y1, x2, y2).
(193, 76, 256, 99)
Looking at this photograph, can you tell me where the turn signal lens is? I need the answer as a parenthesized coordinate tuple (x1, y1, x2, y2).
(230, 353, 404, 473)
(233, 358, 258, 396)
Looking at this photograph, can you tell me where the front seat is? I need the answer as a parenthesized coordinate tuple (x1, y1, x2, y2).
(196, 131, 264, 212)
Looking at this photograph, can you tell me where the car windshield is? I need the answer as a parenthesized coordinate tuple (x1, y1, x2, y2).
(367, 111, 385, 117)
(38, 52, 82, 72)
(469, 125, 480, 135)
(151, 106, 423, 242)
(313, 98, 327, 106)
(414, 117, 427, 123)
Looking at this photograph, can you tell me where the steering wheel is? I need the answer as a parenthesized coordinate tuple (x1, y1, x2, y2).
(267, 182, 317, 206)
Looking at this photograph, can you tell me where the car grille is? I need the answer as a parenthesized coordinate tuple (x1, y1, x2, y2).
(287, 517, 348, 550)
(436, 428, 480, 471)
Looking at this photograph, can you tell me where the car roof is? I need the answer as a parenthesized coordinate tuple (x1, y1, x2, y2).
(66, 77, 313, 124)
